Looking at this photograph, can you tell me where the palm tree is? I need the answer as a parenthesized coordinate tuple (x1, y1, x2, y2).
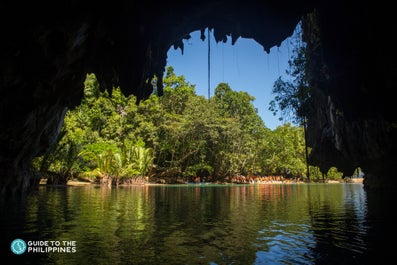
(125, 145, 154, 178)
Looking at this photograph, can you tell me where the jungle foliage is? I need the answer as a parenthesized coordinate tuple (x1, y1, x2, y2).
(32, 67, 343, 184)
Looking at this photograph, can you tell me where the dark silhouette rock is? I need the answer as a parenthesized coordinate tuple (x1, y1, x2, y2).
(0, 0, 395, 196)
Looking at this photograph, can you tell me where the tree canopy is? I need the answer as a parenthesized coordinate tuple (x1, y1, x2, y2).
(32, 67, 343, 185)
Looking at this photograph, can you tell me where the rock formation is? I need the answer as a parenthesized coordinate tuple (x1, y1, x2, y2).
(0, 0, 395, 196)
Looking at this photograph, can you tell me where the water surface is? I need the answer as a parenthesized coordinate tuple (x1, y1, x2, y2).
(0, 183, 391, 264)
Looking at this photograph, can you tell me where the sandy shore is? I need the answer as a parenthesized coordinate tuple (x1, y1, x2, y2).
(67, 180, 94, 186)
(39, 177, 364, 186)
(350, 177, 364, 183)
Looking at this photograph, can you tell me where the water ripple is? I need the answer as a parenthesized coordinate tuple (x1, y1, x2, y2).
(255, 221, 315, 264)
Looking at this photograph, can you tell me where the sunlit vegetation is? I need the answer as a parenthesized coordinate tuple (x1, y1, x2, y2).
(32, 67, 346, 185)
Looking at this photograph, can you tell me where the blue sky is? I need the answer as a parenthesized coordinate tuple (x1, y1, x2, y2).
(166, 29, 294, 130)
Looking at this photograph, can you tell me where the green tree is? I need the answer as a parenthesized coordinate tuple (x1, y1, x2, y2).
(268, 23, 312, 181)
(83, 73, 100, 106)
(268, 24, 310, 124)
(33, 65, 326, 185)
(160, 66, 196, 115)
(262, 124, 307, 179)
(211, 83, 267, 178)
(33, 128, 81, 184)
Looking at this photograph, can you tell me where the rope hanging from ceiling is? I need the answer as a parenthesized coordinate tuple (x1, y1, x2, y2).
(207, 27, 211, 100)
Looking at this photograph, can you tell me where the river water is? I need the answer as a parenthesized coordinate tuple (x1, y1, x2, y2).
(0, 183, 393, 264)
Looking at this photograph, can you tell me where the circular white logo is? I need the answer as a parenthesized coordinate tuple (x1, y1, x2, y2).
(10, 239, 27, 255)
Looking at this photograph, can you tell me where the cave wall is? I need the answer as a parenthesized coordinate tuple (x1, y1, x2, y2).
(0, 1, 153, 196)
(302, 3, 397, 188)
(0, 0, 395, 196)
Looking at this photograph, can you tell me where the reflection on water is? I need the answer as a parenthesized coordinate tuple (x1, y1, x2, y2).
(0, 183, 386, 264)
